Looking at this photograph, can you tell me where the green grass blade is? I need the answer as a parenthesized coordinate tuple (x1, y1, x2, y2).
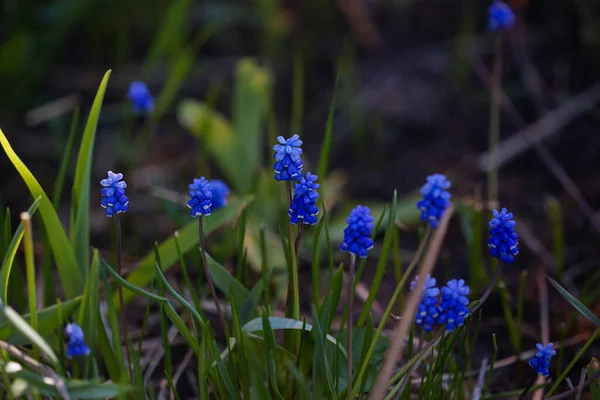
(548, 276, 600, 327)
(78, 250, 101, 378)
(0, 297, 80, 345)
(357, 191, 397, 326)
(0, 197, 41, 302)
(0, 129, 83, 299)
(71, 70, 111, 277)
(0, 301, 58, 365)
(205, 252, 248, 310)
(119, 197, 252, 306)
(52, 108, 79, 208)
(317, 72, 339, 184)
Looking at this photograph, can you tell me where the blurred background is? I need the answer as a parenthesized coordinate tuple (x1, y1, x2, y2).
(3, 0, 600, 393)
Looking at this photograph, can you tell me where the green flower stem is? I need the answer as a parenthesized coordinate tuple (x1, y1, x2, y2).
(347, 254, 356, 400)
(198, 217, 227, 335)
(21, 212, 38, 364)
(286, 182, 301, 346)
(115, 214, 132, 381)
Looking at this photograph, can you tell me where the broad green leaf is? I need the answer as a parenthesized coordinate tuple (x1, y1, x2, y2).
(72, 70, 111, 277)
(242, 316, 347, 360)
(0, 297, 81, 346)
(0, 129, 83, 299)
(0, 197, 41, 302)
(120, 196, 252, 305)
(548, 276, 600, 327)
(206, 253, 248, 309)
(0, 301, 59, 364)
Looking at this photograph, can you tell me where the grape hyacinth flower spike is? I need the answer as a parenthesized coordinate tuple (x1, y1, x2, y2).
(417, 174, 451, 228)
(529, 343, 556, 377)
(488, 207, 519, 263)
(488, 0, 516, 32)
(340, 205, 374, 259)
(437, 279, 470, 331)
(209, 179, 230, 210)
(273, 134, 303, 182)
(289, 172, 320, 225)
(410, 275, 440, 332)
(127, 81, 154, 113)
(65, 323, 90, 358)
(188, 177, 213, 217)
(100, 171, 129, 217)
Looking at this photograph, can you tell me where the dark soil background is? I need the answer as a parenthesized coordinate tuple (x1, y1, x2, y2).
(2, 0, 600, 396)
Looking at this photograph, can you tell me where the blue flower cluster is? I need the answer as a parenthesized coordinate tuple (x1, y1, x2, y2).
(100, 171, 129, 217)
(127, 81, 154, 113)
(188, 177, 213, 217)
(529, 343, 556, 377)
(488, 0, 515, 32)
(437, 279, 471, 331)
(273, 135, 303, 182)
(340, 206, 374, 258)
(289, 172, 320, 225)
(411, 275, 440, 332)
(488, 208, 519, 263)
(410, 276, 471, 332)
(65, 323, 90, 358)
(209, 179, 230, 210)
(417, 174, 451, 228)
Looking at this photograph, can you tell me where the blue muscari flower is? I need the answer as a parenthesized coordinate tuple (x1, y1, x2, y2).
(65, 323, 90, 358)
(340, 205, 374, 259)
(188, 177, 212, 217)
(127, 81, 154, 113)
(273, 134, 303, 181)
(100, 171, 129, 217)
(437, 279, 470, 332)
(417, 174, 451, 228)
(529, 343, 556, 377)
(410, 275, 440, 332)
(488, 208, 519, 263)
(209, 179, 230, 210)
(488, 0, 515, 32)
(289, 172, 320, 225)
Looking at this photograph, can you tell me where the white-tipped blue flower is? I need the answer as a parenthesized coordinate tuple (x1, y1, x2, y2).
(188, 177, 212, 217)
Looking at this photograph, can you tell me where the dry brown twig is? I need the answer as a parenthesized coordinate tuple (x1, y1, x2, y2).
(370, 206, 454, 399)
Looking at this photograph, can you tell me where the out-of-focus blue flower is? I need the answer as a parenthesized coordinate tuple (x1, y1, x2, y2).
(340, 205, 374, 258)
(488, 208, 519, 263)
(188, 177, 212, 217)
(127, 81, 154, 113)
(209, 180, 230, 210)
(65, 323, 90, 358)
(273, 134, 303, 181)
(410, 275, 440, 332)
(100, 171, 129, 217)
(417, 174, 451, 228)
(289, 172, 320, 225)
(437, 279, 470, 331)
(529, 343, 556, 377)
(488, 0, 515, 32)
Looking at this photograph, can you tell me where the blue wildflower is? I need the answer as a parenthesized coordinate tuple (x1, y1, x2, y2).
(417, 174, 451, 228)
(209, 179, 230, 210)
(65, 323, 90, 358)
(410, 275, 440, 332)
(289, 172, 320, 225)
(529, 343, 556, 377)
(340, 205, 374, 259)
(273, 134, 303, 181)
(188, 177, 212, 217)
(127, 81, 154, 113)
(488, 208, 519, 263)
(100, 171, 129, 217)
(437, 279, 470, 332)
(488, 0, 515, 32)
